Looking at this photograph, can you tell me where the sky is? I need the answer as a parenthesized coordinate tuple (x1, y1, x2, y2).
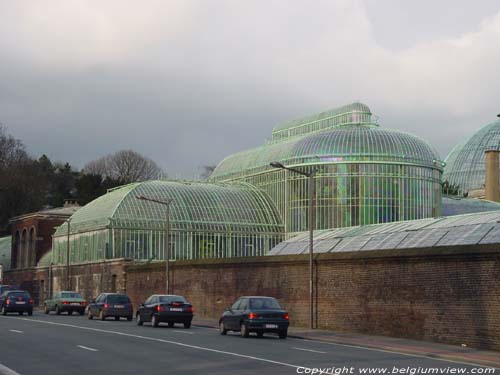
(1, 0, 500, 179)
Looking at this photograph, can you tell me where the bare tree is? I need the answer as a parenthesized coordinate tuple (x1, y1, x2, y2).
(200, 164, 217, 179)
(83, 149, 164, 183)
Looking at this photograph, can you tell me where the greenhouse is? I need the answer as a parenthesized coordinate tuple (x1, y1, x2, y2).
(50, 180, 284, 265)
(210, 102, 444, 234)
(443, 117, 500, 195)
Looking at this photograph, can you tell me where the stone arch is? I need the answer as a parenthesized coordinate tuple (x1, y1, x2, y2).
(28, 226, 36, 267)
(21, 228, 28, 269)
(13, 231, 20, 269)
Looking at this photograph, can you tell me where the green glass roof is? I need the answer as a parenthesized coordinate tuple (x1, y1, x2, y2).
(211, 124, 442, 180)
(54, 180, 284, 236)
(0, 236, 11, 271)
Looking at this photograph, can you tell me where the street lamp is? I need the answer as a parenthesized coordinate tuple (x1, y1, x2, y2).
(66, 217, 71, 290)
(136, 195, 174, 294)
(270, 161, 316, 329)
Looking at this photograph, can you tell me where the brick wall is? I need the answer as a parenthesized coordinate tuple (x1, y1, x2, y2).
(125, 245, 500, 351)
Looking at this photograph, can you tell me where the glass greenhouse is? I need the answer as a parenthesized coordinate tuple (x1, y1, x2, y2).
(50, 180, 284, 265)
(210, 102, 444, 235)
(443, 118, 500, 194)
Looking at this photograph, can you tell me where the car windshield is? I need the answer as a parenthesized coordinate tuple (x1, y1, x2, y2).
(158, 295, 187, 304)
(249, 298, 281, 310)
(0, 285, 17, 293)
(61, 292, 82, 299)
(107, 295, 130, 304)
(9, 292, 31, 299)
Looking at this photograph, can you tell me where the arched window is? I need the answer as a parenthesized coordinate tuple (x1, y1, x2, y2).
(21, 229, 28, 269)
(13, 231, 20, 269)
(29, 227, 36, 267)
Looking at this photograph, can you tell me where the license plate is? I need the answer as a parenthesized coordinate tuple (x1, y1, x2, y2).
(71, 303, 80, 306)
(114, 305, 124, 308)
(264, 324, 278, 329)
(16, 301, 26, 305)
(170, 308, 183, 312)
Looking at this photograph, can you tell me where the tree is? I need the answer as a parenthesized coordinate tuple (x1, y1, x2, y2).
(200, 164, 217, 179)
(83, 149, 164, 184)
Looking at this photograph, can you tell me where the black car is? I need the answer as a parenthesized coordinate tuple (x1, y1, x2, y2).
(136, 294, 193, 328)
(0, 290, 34, 316)
(219, 296, 289, 338)
(87, 293, 133, 321)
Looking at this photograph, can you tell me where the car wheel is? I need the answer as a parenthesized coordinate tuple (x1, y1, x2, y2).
(127, 315, 132, 321)
(68, 310, 73, 316)
(257, 332, 264, 338)
(1, 306, 6, 316)
(99, 310, 105, 321)
(278, 329, 288, 339)
(44, 305, 50, 314)
(168, 322, 174, 328)
(184, 322, 191, 329)
(219, 321, 227, 335)
(87, 310, 93, 320)
(18, 311, 23, 316)
(240, 323, 249, 338)
(55, 305, 61, 315)
(151, 314, 159, 328)
(28, 310, 33, 316)
(136, 313, 143, 326)
(79, 311, 84, 316)
(114, 316, 120, 321)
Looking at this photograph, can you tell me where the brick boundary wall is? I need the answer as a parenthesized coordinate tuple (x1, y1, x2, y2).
(125, 245, 500, 351)
(4, 246, 500, 351)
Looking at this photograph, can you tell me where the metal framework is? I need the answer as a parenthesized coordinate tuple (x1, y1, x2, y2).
(210, 103, 444, 235)
(444, 118, 500, 194)
(50, 181, 284, 265)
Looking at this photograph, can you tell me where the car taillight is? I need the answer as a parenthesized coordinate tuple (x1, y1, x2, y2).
(81, 301, 87, 306)
(29, 299, 34, 304)
(186, 306, 193, 313)
(283, 313, 289, 320)
(248, 313, 259, 319)
(6, 299, 10, 305)
(104, 303, 109, 309)
(62, 301, 69, 305)
(157, 305, 166, 312)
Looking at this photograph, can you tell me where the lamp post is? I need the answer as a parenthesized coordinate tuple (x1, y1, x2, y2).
(136, 195, 174, 294)
(270, 161, 316, 329)
(66, 217, 71, 290)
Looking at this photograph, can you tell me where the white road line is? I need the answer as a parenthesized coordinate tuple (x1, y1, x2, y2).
(8, 329, 23, 334)
(173, 330, 194, 335)
(287, 338, 499, 369)
(0, 363, 21, 375)
(77, 345, 98, 352)
(4, 317, 304, 370)
(292, 347, 326, 354)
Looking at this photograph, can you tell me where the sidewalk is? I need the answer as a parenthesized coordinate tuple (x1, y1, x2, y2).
(192, 318, 500, 369)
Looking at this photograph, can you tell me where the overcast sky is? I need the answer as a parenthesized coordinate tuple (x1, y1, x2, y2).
(1, 0, 500, 178)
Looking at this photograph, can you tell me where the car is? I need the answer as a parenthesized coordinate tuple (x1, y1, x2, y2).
(44, 291, 87, 315)
(0, 285, 19, 295)
(136, 294, 193, 328)
(219, 296, 289, 338)
(0, 290, 34, 316)
(87, 293, 133, 321)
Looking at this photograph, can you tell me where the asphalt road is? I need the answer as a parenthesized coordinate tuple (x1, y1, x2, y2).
(0, 312, 495, 375)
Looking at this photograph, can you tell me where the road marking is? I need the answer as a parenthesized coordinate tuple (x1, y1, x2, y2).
(9, 329, 23, 334)
(173, 330, 194, 335)
(0, 363, 21, 375)
(4, 317, 304, 370)
(287, 337, 499, 369)
(77, 345, 98, 352)
(292, 347, 326, 354)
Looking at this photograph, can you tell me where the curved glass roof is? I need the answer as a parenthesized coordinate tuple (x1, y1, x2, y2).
(0, 236, 11, 271)
(211, 124, 442, 180)
(444, 119, 500, 193)
(269, 211, 500, 255)
(54, 180, 284, 236)
(442, 196, 500, 216)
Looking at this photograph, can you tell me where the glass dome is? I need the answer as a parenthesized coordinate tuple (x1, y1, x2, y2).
(444, 119, 500, 194)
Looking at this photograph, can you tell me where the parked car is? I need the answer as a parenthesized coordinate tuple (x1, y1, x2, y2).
(44, 291, 87, 315)
(219, 296, 289, 338)
(87, 293, 133, 321)
(136, 294, 193, 328)
(0, 290, 34, 316)
(0, 284, 19, 295)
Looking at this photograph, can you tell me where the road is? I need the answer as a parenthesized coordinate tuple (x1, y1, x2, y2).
(0, 312, 495, 375)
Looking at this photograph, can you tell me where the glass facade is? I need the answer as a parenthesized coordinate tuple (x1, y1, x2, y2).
(50, 181, 284, 265)
(210, 103, 443, 235)
(443, 119, 500, 194)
